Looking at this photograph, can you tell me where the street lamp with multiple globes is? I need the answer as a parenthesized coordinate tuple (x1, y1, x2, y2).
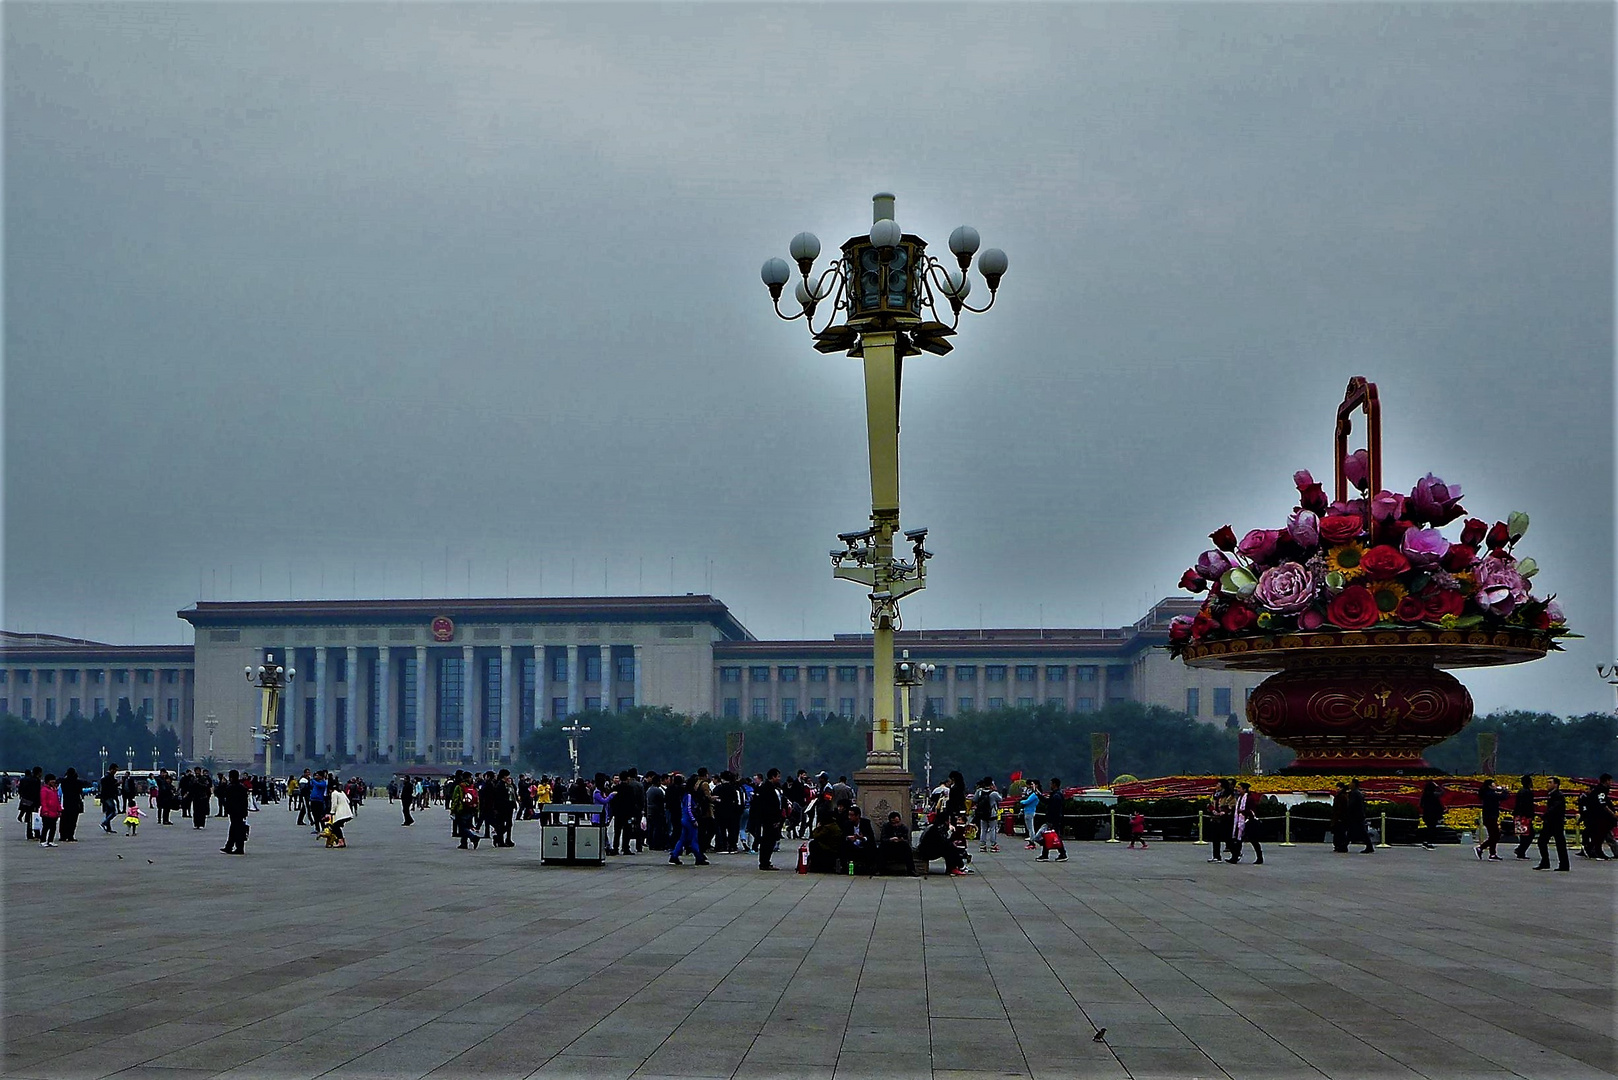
(761, 192, 1006, 822)
(561, 720, 591, 785)
(1598, 663, 1618, 711)
(245, 651, 294, 777)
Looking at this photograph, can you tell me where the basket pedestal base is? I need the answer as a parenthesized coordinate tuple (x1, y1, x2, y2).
(1246, 653, 1473, 774)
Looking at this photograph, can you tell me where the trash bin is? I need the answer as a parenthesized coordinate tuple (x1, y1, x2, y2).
(539, 803, 608, 866)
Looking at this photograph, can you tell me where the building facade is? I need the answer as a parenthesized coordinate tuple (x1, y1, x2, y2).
(2, 596, 1262, 770)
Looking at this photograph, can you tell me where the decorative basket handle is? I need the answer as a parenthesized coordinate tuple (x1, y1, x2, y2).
(1334, 376, 1381, 520)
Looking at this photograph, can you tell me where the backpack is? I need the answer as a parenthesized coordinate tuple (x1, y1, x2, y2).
(461, 785, 479, 811)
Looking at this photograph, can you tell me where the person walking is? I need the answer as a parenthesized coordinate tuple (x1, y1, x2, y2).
(1232, 782, 1264, 865)
(191, 769, 211, 829)
(1209, 779, 1236, 862)
(1533, 776, 1569, 872)
(1418, 780, 1444, 850)
(325, 781, 354, 848)
(221, 770, 251, 854)
(58, 767, 84, 842)
(1579, 775, 1614, 860)
(750, 768, 785, 870)
(155, 770, 175, 825)
(667, 775, 708, 866)
(451, 772, 480, 850)
(1345, 779, 1373, 854)
(1038, 779, 1068, 862)
(645, 773, 668, 850)
(17, 767, 43, 840)
(99, 764, 122, 834)
(1511, 775, 1537, 859)
(1474, 777, 1507, 861)
(1330, 782, 1351, 853)
(1127, 810, 1147, 848)
(400, 775, 415, 826)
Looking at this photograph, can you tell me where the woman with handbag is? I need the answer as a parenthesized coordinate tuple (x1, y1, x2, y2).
(1511, 775, 1537, 859)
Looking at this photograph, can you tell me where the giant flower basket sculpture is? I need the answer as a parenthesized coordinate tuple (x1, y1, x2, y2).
(1170, 378, 1573, 773)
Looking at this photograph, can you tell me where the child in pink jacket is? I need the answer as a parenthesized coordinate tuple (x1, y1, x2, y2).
(38, 775, 62, 847)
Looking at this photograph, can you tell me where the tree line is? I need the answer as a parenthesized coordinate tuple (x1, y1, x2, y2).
(0, 700, 181, 775)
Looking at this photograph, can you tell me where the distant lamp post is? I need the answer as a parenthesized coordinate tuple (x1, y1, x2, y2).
(912, 714, 945, 793)
(245, 652, 294, 776)
(99, 746, 108, 776)
(151, 746, 160, 775)
(894, 650, 935, 776)
(561, 720, 591, 783)
(762, 192, 1005, 820)
(1599, 663, 1618, 711)
(202, 714, 219, 765)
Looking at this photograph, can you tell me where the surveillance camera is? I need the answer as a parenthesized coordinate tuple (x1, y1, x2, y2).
(903, 527, 928, 541)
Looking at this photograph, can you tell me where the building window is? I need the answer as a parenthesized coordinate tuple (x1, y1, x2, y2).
(781, 697, 797, 721)
(987, 697, 1004, 710)
(1015, 665, 1036, 682)
(808, 666, 828, 682)
(42, 670, 55, 684)
(334, 697, 349, 753)
(723, 698, 740, 719)
(399, 656, 418, 742)
(925, 697, 944, 716)
(21, 698, 33, 718)
(1045, 666, 1067, 682)
(483, 658, 502, 741)
(520, 657, 537, 736)
(139, 670, 152, 684)
(955, 665, 976, 681)
(584, 696, 600, 711)
(750, 666, 771, 683)
(927, 666, 946, 683)
(45, 699, 56, 722)
(164, 670, 177, 684)
(141, 698, 152, 717)
(616, 655, 635, 683)
(958, 697, 974, 713)
(437, 657, 465, 741)
(810, 697, 827, 713)
(0, 670, 8, 684)
(66, 670, 80, 685)
(617, 697, 634, 712)
(837, 697, 855, 718)
(92, 670, 104, 683)
(17, 671, 30, 684)
(167, 699, 179, 726)
(1016, 696, 1034, 708)
(552, 696, 568, 721)
(1046, 697, 1064, 709)
(584, 654, 602, 683)
(752, 697, 769, 718)
(551, 653, 569, 683)
(69, 697, 81, 717)
(986, 665, 1007, 683)
(1186, 688, 1200, 716)
(1078, 696, 1095, 712)
(93, 697, 105, 716)
(836, 666, 859, 683)
(1214, 687, 1233, 716)
(720, 666, 742, 683)
(333, 653, 347, 684)
(1076, 665, 1097, 682)
(778, 666, 799, 682)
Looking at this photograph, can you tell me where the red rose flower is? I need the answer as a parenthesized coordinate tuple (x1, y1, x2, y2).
(1486, 521, 1510, 551)
(1209, 525, 1238, 553)
(1298, 483, 1328, 513)
(1169, 617, 1193, 642)
(1191, 611, 1219, 640)
(1395, 596, 1427, 623)
(1318, 515, 1363, 544)
(1179, 568, 1207, 593)
(1441, 544, 1477, 573)
(1220, 604, 1257, 633)
(1422, 589, 1465, 619)
(1460, 518, 1487, 546)
(1533, 609, 1553, 631)
(1326, 585, 1380, 629)
(1359, 545, 1410, 580)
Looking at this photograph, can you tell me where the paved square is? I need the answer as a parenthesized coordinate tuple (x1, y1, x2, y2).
(4, 802, 1613, 1080)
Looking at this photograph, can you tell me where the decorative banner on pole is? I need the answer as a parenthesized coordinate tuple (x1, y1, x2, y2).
(1090, 732, 1110, 787)
(1238, 728, 1257, 775)
(1477, 732, 1498, 776)
(726, 732, 745, 776)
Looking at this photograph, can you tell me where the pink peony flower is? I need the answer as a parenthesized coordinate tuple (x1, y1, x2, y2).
(1371, 490, 1406, 522)
(1344, 449, 1370, 491)
(1473, 556, 1529, 616)
(1238, 529, 1282, 565)
(1196, 549, 1234, 581)
(1286, 510, 1320, 550)
(1399, 527, 1450, 569)
(1254, 561, 1318, 615)
(1409, 474, 1465, 526)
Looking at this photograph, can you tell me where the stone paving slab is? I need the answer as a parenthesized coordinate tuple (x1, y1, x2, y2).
(3, 802, 1614, 1080)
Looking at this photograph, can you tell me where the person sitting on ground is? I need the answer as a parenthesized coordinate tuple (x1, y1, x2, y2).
(839, 804, 877, 874)
(879, 811, 917, 876)
(916, 816, 968, 876)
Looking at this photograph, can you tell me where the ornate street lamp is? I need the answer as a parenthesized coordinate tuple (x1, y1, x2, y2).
(894, 650, 935, 780)
(245, 652, 294, 775)
(913, 714, 945, 794)
(561, 720, 590, 784)
(762, 192, 1005, 820)
(99, 745, 108, 776)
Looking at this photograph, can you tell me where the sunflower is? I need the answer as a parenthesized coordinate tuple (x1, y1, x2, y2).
(1365, 579, 1408, 619)
(1324, 541, 1367, 581)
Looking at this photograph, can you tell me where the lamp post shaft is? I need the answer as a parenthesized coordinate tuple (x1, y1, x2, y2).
(861, 331, 901, 766)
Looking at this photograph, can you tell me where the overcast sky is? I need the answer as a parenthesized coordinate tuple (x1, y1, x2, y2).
(4, 3, 1612, 716)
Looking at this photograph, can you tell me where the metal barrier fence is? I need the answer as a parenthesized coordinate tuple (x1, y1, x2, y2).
(1006, 808, 1601, 847)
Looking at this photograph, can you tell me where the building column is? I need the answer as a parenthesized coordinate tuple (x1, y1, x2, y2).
(376, 647, 392, 762)
(314, 648, 329, 759)
(601, 644, 613, 712)
(500, 645, 515, 760)
(632, 645, 643, 709)
(415, 645, 431, 761)
(346, 646, 360, 758)
(566, 645, 579, 716)
(461, 644, 475, 764)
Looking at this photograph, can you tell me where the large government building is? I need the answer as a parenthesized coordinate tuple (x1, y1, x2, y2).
(1, 595, 1262, 770)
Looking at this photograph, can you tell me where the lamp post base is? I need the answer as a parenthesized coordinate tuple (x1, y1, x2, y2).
(854, 767, 914, 828)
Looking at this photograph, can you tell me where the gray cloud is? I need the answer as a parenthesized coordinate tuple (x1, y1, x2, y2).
(5, 3, 1612, 715)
